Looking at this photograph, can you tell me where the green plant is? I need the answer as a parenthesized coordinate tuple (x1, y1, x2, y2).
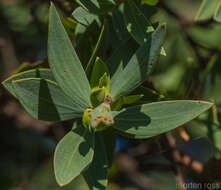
(195, 0, 221, 22)
(2, 0, 213, 189)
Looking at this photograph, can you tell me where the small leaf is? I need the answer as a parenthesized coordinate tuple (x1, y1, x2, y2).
(2, 68, 54, 98)
(124, 0, 166, 56)
(111, 97, 124, 111)
(113, 100, 213, 139)
(90, 87, 106, 108)
(195, 0, 217, 21)
(54, 122, 95, 186)
(48, 4, 91, 108)
(123, 94, 144, 105)
(62, 17, 77, 37)
(131, 86, 164, 103)
(83, 108, 93, 128)
(187, 24, 221, 50)
(111, 94, 144, 111)
(99, 73, 110, 94)
(12, 78, 84, 121)
(124, 0, 154, 45)
(109, 23, 166, 101)
(76, 0, 100, 14)
(72, 7, 100, 26)
(83, 133, 108, 190)
(76, 0, 115, 15)
(90, 57, 109, 89)
(214, 2, 221, 22)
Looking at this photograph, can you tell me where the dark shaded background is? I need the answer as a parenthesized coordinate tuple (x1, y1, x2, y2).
(0, 0, 221, 189)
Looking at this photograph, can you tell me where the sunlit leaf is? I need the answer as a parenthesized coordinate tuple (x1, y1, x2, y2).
(2, 68, 54, 97)
(113, 100, 213, 139)
(72, 7, 100, 26)
(109, 23, 166, 101)
(48, 4, 91, 108)
(214, 2, 221, 22)
(111, 94, 143, 111)
(76, 0, 115, 14)
(12, 78, 84, 121)
(195, 0, 217, 21)
(54, 122, 95, 186)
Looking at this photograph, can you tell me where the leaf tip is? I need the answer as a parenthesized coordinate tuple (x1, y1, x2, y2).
(199, 100, 214, 106)
(54, 174, 70, 187)
(194, 100, 214, 111)
(1, 80, 6, 86)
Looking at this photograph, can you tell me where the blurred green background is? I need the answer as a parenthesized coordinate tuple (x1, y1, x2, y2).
(0, 0, 221, 189)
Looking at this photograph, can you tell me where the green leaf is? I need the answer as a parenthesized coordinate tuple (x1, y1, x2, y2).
(109, 23, 166, 101)
(113, 100, 213, 139)
(83, 133, 108, 190)
(187, 24, 221, 51)
(111, 97, 124, 111)
(131, 86, 164, 104)
(111, 94, 143, 111)
(54, 122, 95, 186)
(214, 2, 221, 22)
(122, 94, 144, 104)
(124, 0, 166, 56)
(2, 68, 54, 98)
(12, 78, 84, 121)
(72, 7, 100, 26)
(90, 57, 109, 89)
(110, 62, 123, 85)
(48, 4, 91, 108)
(76, 0, 115, 15)
(124, 0, 154, 45)
(90, 87, 106, 107)
(99, 73, 110, 94)
(195, 0, 217, 21)
(62, 17, 77, 37)
(107, 38, 138, 75)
